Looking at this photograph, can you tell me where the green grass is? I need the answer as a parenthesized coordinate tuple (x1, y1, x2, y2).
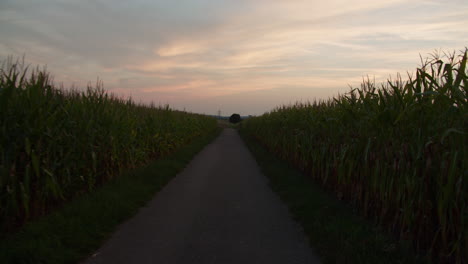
(0, 127, 221, 264)
(241, 49, 467, 263)
(240, 130, 426, 264)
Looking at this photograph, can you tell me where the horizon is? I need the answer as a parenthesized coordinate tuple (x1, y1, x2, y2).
(1, 0, 467, 116)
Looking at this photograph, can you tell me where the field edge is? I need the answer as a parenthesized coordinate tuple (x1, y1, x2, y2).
(239, 129, 427, 264)
(0, 127, 222, 264)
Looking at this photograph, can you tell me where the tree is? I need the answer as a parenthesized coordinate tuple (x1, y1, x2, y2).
(229, 113, 241, 123)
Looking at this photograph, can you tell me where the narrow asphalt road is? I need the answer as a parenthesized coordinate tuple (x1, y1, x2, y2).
(84, 128, 320, 264)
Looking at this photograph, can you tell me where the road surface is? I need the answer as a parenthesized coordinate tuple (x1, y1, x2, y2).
(84, 128, 320, 264)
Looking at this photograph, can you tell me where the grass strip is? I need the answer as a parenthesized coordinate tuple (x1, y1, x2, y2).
(240, 130, 427, 264)
(0, 128, 221, 264)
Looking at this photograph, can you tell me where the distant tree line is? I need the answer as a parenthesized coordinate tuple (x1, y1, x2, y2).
(229, 113, 241, 123)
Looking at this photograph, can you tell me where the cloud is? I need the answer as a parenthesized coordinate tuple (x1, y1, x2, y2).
(1, 0, 467, 115)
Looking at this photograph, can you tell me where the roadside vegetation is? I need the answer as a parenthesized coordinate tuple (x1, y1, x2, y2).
(0, 127, 220, 264)
(240, 130, 424, 264)
(0, 58, 217, 234)
(241, 49, 467, 263)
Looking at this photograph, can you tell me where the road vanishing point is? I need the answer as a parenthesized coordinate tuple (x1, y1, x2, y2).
(84, 128, 320, 264)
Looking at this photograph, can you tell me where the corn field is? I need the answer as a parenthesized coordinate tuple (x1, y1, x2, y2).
(242, 50, 467, 263)
(0, 59, 217, 233)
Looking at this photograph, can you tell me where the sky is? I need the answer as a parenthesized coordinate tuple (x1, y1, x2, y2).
(1, 0, 467, 116)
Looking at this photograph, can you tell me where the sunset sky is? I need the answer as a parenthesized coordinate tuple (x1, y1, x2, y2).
(1, 0, 467, 115)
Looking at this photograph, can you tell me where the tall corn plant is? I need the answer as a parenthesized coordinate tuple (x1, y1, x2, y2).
(0, 58, 217, 233)
(242, 49, 467, 263)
